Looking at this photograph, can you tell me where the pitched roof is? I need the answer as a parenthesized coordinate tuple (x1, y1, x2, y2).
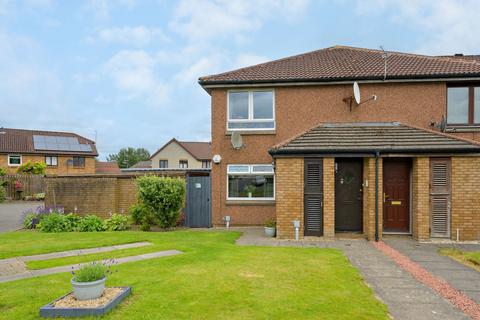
(131, 160, 152, 168)
(95, 161, 121, 174)
(269, 122, 480, 155)
(199, 46, 480, 85)
(150, 138, 211, 161)
(0, 128, 98, 156)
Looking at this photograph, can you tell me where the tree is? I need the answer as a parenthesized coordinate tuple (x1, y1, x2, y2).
(107, 147, 150, 168)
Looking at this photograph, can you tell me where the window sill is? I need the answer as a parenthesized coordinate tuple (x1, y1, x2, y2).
(445, 125, 480, 132)
(226, 200, 275, 206)
(226, 130, 276, 135)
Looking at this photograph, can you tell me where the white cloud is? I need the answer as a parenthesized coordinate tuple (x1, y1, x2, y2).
(170, 0, 310, 42)
(356, 0, 480, 54)
(95, 26, 169, 46)
(85, 0, 137, 20)
(104, 50, 169, 105)
(234, 53, 269, 69)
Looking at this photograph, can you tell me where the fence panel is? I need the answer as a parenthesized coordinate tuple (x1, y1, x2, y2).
(1, 174, 46, 199)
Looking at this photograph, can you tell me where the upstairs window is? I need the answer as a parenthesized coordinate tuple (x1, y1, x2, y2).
(45, 156, 58, 166)
(227, 90, 275, 131)
(72, 157, 85, 168)
(8, 155, 22, 166)
(179, 160, 188, 169)
(447, 85, 480, 125)
(159, 160, 168, 168)
(202, 160, 211, 169)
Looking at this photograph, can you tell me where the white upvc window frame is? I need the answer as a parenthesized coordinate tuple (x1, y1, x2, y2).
(227, 89, 275, 131)
(227, 164, 275, 201)
(45, 155, 58, 166)
(8, 154, 22, 167)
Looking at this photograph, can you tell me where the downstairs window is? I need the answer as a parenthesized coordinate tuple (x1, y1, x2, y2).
(227, 164, 274, 200)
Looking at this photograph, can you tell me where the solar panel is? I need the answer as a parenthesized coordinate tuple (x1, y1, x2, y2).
(33, 135, 92, 152)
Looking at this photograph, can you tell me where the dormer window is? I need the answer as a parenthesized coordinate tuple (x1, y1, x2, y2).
(447, 85, 480, 125)
(227, 90, 275, 131)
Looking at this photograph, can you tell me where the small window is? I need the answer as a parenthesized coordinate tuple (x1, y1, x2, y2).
(8, 155, 22, 166)
(447, 85, 480, 125)
(45, 156, 58, 166)
(227, 90, 275, 131)
(179, 160, 188, 169)
(202, 161, 211, 169)
(159, 160, 168, 168)
(227, 164, 275, 200)
(72, 157, 85, 168)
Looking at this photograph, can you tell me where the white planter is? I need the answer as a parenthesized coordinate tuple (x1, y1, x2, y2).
(71, 277, 106, 301)
(264, 226, 276, 237)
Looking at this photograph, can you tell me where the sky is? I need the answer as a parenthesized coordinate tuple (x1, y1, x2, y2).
(1, 0, 480, 159)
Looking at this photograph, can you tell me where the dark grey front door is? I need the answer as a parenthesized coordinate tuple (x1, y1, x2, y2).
(185, 175, 211, 227)
(335, 158, 363, 232)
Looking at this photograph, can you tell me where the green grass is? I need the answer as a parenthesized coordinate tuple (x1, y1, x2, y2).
(0, 230, 389, 320)
(439, 247, 480, 271)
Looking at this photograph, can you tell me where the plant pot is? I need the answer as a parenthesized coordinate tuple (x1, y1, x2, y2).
(71, 277, 106, 301)
(247, 192, 252, 198)
(264, 226, 276, 237)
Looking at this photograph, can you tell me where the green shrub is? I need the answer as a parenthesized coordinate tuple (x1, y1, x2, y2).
(0, 167, 6, 176)
(23, 212, 39, 229)
(137, 176, 186, 229)
(72, 262, 108, 282)
(104, 214, 130, 231)
(65, 213, 82, 231)
(33, 193, 45, 201)
(129, 203, 149, 225)
(0, 186, 5, 204)
(16, 161, 46, 175)
(77, 215, 105, 232)
(37, 213, 71, 232)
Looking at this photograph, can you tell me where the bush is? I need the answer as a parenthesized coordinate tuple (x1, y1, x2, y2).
(0, 186, 5, 204)
(77, 215, 105, 232)
(37, 213, 71, 232)
(65, 213, 82, 230)
(23, 212, 37, 229)
(137, 176, 186, 229)
(104, 214, 130, 231)
(16, 161, 46, 175)
(33, 193, 45, 201)
(22, 206, 62, 229)
(129, 203, 150, 225)
(0, 167, 6, 176)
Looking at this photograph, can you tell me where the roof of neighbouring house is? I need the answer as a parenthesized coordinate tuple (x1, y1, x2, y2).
(95, 161, 121, 174)
(0, 127, 98, 156)
(130, 160, 152, 168)
(150, 138, 212, 161)
(269, 122, 480, 155)
(199, 46, 480, 86)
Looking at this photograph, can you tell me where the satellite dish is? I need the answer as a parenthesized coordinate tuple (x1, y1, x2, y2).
(231, 132, 243, 149)
(353, 82, 361, 104)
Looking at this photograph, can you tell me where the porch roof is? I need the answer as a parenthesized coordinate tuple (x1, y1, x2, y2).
(269, 122, 480, 156)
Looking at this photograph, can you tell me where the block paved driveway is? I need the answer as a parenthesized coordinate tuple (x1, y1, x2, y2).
(0, 201, 43, 232)
(232, 227, 478, 320)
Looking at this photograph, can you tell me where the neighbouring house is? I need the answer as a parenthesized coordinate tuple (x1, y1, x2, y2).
(95, 161, 121, 174)
(199, 45, 480, 241)
(0, 128, 98, 175)
(150, 138, 211, 169)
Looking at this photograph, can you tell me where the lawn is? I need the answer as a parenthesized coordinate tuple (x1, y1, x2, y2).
(439, 247, 480, 271)
(0, 230, 389, 320)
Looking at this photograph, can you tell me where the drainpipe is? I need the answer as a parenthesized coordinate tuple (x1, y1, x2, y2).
(375, 151, 380, 242)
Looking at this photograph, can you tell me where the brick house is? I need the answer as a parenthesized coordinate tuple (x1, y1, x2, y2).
(199, 46, 480, 241)
(0, 128, 98, 175)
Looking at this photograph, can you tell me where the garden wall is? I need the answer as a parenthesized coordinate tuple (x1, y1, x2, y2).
(44, 172, 185, 218)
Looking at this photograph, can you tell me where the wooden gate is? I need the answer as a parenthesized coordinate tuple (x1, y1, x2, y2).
(429, 158, 451, 238)
(185, 174, 211, 228)
(304, 159, 323, 236)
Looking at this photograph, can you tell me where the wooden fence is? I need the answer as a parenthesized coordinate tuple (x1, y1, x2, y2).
(1, 174, 46, 199)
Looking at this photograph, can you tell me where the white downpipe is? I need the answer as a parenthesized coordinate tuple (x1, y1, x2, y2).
(293, 220, 300, 241)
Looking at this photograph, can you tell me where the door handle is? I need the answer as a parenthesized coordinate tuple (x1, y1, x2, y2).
(383, 193, 388, 203)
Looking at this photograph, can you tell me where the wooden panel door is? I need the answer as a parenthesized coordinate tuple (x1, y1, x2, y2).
(335, 159, 363, 232)
(430, 158, 451, 238)
(383, 159, 411, 232)
(304, 159, 323, 236)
